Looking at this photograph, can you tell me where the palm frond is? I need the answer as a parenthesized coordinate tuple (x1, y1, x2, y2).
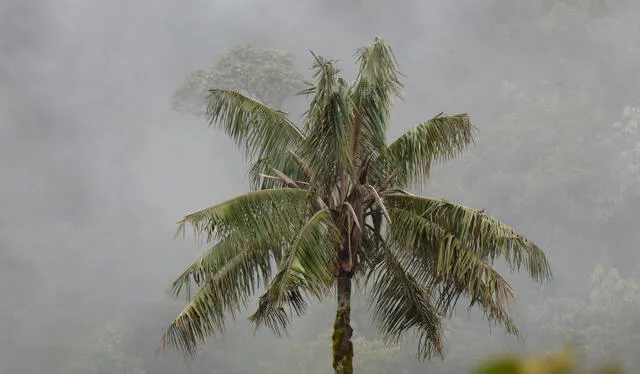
(249, 209, 341, 333)
(384, 194, 552, 284)
(176, 188, 313, 246)
(366, 184, 392, 223)
(433, 248, 518, 335)
(302, 53, 353, 191)
(367, 241, 444, 360)
(161, 233, 274, 357)
(248, 291, 303, 336)
(247, 152, 310, 191)
(350, 37, 403, 159)
(205, 89, 305, 163)
(169, 230, 273, 302)
(386, 207, 518, 335)
(381, 113, 474, 187)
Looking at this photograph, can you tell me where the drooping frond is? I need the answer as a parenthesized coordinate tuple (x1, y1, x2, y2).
(176, 188, 313, 245)
(350, 37, 403, 159)
(385, 207, 518, 335)
(169, 232, 271, 302)
(381, 113, 474, 187)
(249, 209, 341, 333)
(302, 54, 353, 191)
(205, 89, 305, 163)
(248, 291, 303, 337)
(164, 189, 316, 357)
(367, 241, 444, 360)
(161, 233, 274, 357)
(384, 194, 552, 284)
(433, 248, 518, 334)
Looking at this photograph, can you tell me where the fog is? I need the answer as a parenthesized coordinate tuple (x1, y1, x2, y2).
(2, 0, 639, 373)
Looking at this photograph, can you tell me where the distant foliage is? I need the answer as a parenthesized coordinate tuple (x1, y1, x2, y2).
(526, 265, 640, 370)
(172, 45, 306, 114)
(608, 106, 640, 205)
(64, 324, 146, 374)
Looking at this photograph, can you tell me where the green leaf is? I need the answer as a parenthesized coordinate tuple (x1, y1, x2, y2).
(176, 188, 313, 246)
(384, 194, 552, 284)
(205, 89, 305, 164)
(161, 232, 274, 357)
(367, 241, 444, 360)
(350, 37, 403, 159)
(302, 54, 354, 191)
(386, 206, 519, 336)
(249, 209, 342, 333)
(381, 113, 474, 187)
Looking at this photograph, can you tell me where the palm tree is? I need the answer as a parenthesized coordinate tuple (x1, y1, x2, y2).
(161, 37, 552, 374)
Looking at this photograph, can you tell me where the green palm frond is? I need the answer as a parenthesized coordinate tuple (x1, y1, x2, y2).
(163, 189, 316, 357)
(302, 53, 354, 190)
(368, 242, 444, 360)
(161, 233, 274, 357)
(205, 89, 305, 163)
(176, 188, 313, 245)
(381, 113, 474, 187)
(168, 231, 271, 302)
(384, 194, 552, 284)
(350, 37, 403, 158)
(434, 249, 518, 335)
(249, 209, 341, 333)
(386, 207, 518, 335)
(248, 291, 304, 337)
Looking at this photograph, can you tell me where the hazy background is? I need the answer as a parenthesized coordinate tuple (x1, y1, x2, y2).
(2, 0, 640, 373)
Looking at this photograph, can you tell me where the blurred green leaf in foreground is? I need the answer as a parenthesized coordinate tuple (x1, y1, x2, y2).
(472, 348, 621, 374)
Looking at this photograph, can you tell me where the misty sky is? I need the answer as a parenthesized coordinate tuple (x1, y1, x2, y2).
(2, 0, 639, 372)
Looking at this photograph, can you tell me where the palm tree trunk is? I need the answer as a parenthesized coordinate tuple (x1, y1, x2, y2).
(332, 276, 354, 374)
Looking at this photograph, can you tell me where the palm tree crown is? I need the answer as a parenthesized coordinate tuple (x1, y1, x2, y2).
(162, 37, 552, 370)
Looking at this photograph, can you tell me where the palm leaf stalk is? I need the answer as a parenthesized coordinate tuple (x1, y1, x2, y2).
(162, 37, 552, 374)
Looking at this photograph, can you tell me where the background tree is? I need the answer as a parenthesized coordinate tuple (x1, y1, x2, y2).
(0, 226, 45, 373)
(161, 37, 551, 374)
(172, 44, 306, 114)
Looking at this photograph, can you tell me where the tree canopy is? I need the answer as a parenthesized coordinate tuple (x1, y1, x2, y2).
(172, 44, 306, 114)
